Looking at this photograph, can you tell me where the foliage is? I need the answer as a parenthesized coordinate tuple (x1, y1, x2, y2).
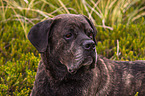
(0, 0, 145, 95)
(0, 22, 40, 96)
(0, 53, 39, 96)
(96, 18, 145, 61)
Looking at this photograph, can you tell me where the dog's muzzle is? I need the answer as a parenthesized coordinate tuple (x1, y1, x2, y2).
(68, 40, 96, 74)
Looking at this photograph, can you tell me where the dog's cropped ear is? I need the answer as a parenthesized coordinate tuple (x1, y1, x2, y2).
(82, 15, 97, 45)
(28, 19, 53, 53)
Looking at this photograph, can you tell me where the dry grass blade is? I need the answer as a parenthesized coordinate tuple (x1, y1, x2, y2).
(58, 0, 70, 14)
(12, 8, 28, 38)
(82, 0, 90, 17)
(82, 0, 97, 27)
(102, 19, 113, 30)
(132, 12, 145, 22)
(1, 0, 9, 20)
(41, 0, 64, 14)
(117, 39, 121, 57)
(131, 6, 145, 22)
(122, 0, 139, 13)
(28, 0, 35, 9)
(83, 0, 113, 30)
(13, 14, 35, 25)
(85, 0, 102, 19)
(90, 0, 101, 17)
(0, 6, 54, 18)
(74, 0, 83, 14)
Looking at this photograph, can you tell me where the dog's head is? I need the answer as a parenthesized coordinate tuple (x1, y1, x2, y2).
(28, 14, 97, 74)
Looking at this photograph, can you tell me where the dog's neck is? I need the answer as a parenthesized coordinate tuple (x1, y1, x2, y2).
(39, 52, 95, 96)
(41, 52, 68, 81)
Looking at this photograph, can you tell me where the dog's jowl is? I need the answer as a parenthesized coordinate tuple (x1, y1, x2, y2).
(28, 14, 145, 96)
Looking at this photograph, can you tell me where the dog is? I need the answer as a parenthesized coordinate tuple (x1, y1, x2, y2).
(28, 14, 145, 96)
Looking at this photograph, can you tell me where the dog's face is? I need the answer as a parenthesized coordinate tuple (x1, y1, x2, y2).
(28, 14, 97, 74)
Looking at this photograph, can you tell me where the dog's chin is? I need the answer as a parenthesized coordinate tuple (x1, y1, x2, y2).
(68, 56, 93, 74)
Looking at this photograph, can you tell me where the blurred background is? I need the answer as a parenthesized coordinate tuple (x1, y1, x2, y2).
(0, 0, 145, 95)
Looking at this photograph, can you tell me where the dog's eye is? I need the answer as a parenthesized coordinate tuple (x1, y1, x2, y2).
(88, 32, 93, 39)
(64, 33, 73, 39)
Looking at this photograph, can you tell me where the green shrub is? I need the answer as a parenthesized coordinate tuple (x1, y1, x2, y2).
(0, 53, 40, 96)
(0, 22, 40, 96)
(96, 18, 145, 61)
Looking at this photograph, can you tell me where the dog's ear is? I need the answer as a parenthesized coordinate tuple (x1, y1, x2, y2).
(28, 19, 54, 53)
(82, 15, 97, 45)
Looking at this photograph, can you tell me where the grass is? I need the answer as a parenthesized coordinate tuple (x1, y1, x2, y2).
(1, 0, 145, 32)
(0, 0, 145, 95)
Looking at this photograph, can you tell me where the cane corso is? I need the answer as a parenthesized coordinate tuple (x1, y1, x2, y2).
(28, 14, 145, 96)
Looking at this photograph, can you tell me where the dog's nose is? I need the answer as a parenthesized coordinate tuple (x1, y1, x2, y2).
(83, 40, 95, 51)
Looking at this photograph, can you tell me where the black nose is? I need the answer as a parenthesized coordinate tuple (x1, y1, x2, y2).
(83, 40, 95, 51)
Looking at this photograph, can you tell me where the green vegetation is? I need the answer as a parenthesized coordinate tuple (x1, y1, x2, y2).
(0, 0, 145, 95)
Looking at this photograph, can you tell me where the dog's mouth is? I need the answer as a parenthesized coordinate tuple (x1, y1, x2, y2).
(68, 56, 93, 74)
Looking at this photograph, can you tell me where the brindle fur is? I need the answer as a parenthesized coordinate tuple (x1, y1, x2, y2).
(28, 14, 145, 96)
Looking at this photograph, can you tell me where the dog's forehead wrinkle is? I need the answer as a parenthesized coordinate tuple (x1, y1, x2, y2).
(55, 15, 90, 29)
(63, 21, 87, 31)
(55, 20, 92, 38)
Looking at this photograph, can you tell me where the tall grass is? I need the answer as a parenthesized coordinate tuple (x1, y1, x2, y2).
(0, 0, 145, 37)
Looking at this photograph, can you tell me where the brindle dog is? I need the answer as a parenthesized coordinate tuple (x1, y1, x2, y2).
(28, 14, 145, 96)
